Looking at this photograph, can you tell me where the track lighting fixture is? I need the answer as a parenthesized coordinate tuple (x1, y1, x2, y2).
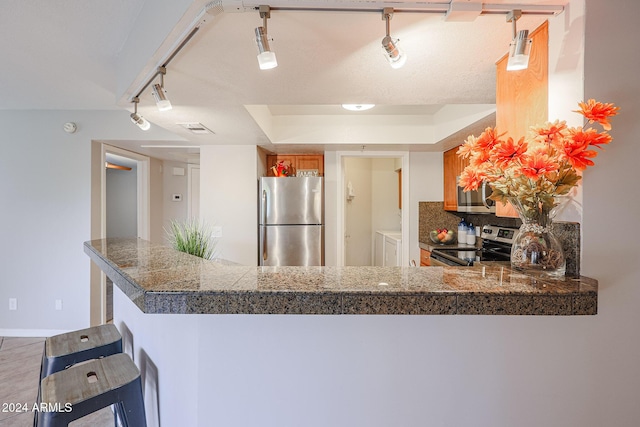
(381, 8, 407, 69)
(151, 67, 172, 111)
(130, 98, 150, 131)
(255, 5, 277, 70)
(506, 10, 532, 71)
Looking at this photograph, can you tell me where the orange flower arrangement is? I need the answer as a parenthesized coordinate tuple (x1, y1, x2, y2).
(457, 99, 619, 218)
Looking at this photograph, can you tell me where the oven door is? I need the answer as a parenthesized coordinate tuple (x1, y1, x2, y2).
(430, 249, 474, 266)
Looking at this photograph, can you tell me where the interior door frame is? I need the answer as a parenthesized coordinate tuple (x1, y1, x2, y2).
(336, 151, 409, 267)
(90, 142, 150, 325)
(187, 163, 200, 219)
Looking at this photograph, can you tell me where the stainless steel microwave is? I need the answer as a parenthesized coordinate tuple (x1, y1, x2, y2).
(456, 177, 495, 214)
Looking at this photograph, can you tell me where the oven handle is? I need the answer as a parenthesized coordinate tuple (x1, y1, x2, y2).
(429, 255, 452, 267)
(430, 250, 473, 266)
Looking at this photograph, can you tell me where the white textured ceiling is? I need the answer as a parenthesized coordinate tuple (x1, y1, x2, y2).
(1, 0, 567, 160)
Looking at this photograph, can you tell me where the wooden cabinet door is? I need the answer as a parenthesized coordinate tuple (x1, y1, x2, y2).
(495, 21, 548, 217)
(296, 155, 324, 176)
(443, 146, 469, 211)
(420, 249, 431, 266)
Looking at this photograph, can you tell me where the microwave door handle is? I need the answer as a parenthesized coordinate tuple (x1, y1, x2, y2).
(481, 181, 491, 209)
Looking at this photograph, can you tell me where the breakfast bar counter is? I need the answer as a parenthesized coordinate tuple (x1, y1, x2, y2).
(84, 237, 599, 426)
(84, 237, 597, 316)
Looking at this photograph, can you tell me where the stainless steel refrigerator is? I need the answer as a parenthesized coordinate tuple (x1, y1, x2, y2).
(258, 177, 324, 266)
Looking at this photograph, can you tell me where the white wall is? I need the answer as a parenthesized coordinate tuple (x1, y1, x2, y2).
(0, 109, 179, 334)
(161, 160, 189, 241)
(324, 152, 339, 266)
(408, 151, 443, 264)
(548, 4, 585, 224)
(199, 145, 257, 265)
(581, 0, 640, 424)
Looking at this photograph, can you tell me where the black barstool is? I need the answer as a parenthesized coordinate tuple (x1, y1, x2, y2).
(40, 324, 122, 379)
(35, 324, 124, 426)
(36, 353, 147, 426)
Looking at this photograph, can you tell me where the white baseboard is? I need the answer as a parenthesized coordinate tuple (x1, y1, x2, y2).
(0, 329, 71, 338)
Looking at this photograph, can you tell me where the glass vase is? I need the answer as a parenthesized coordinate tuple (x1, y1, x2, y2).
(508, 196, 566, 277)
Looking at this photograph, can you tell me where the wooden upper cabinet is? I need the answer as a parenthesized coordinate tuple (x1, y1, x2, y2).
(495, 21, 549, 217)
(266, 154, 324, 177)
(295, 155, 324, 175)
(443, 146, 469, 211)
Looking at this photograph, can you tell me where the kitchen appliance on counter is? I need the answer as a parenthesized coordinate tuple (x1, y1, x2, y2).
(430, 224, 518, 266)
(456, 177, 495, 214)
(259, 176, 324, 266)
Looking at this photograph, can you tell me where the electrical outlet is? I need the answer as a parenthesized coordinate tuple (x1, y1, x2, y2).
(9, 298, 17, 310)
(55, 299, 63, 311)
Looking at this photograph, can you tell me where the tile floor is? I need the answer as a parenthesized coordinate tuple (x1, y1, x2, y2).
(0, 336, 112, 427)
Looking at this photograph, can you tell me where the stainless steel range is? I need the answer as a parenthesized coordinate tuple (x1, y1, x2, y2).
(430, 224, 519, 266)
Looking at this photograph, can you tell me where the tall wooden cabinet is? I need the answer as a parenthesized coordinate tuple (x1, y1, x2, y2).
(443, 146, 469, 211)
(495, 21, 549, 217)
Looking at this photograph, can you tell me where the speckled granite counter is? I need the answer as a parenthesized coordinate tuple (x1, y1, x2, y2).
(84, 238, 597, 316)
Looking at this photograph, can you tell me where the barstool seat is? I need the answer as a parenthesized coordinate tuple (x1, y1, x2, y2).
(37, 353, 147, 427)
(40, 324, 122, 379)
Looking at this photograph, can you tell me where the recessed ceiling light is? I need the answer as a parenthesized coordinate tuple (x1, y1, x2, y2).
(177, 122, 214, 134)
(341, 104, 375, 111)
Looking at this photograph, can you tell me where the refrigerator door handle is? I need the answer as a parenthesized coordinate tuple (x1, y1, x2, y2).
(262, 189, 267, 225)
(262, 190, 267, 262)
(262, 226, 267, 262)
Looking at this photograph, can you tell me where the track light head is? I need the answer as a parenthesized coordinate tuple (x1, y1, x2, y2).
(506, 10, 532, 71)
(255, 5, 277, 70)
(130, 112, 151, 131)
(152, 83, 172, 111)
(255, 26, 278, 70)
(382, 36, 407, 69)
(507, 29, 532, 71)
(381, 8, 406, 69)
(130, 98, 150, 131)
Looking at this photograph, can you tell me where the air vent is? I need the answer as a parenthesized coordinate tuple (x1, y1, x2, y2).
(177, 122, 214, 135)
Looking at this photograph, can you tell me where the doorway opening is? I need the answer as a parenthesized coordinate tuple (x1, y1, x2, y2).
(90, 143, 150, 325)
(337, 151, 409, 267)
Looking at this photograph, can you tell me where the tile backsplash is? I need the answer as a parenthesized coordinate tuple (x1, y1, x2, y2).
(418, 202, 581, 277)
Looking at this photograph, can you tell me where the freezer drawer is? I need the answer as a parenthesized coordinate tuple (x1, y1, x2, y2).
(259, 225, 324, 266)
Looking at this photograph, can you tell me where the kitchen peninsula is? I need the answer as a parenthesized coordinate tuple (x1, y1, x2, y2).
(85, 238, 596, 317)
(84, 237, 597, 426)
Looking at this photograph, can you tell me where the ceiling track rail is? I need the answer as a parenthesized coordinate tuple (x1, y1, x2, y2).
(257, 2, 564, 15)
(128, 1, 222, 103)
(127, 0, 564, 103)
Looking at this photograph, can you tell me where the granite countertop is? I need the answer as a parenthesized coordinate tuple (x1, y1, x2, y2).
(84, 238, 597, 316)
